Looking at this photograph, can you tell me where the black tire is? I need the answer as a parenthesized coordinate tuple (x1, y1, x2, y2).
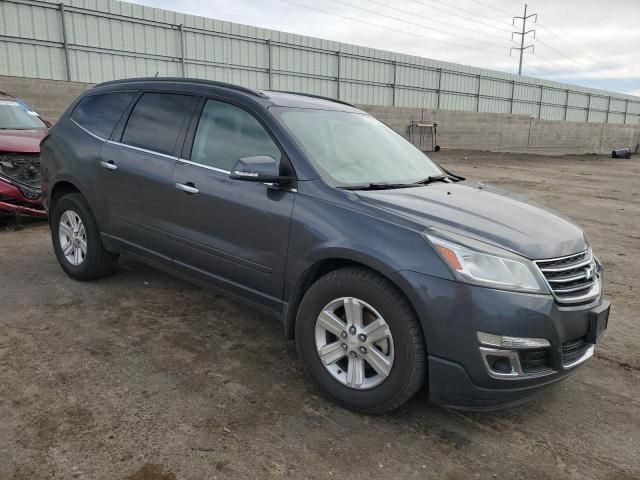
(51, 193, 119, 281)
(295, 267, 426, 414)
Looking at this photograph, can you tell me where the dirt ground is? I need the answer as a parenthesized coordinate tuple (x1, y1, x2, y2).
(1, 150, 639, 480)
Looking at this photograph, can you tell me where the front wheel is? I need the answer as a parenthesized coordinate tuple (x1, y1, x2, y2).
(295, 267, 426, 413)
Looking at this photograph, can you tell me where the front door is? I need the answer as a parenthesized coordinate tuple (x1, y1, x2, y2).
(168, 99, 295, 312)
(97, 92, 198, 262)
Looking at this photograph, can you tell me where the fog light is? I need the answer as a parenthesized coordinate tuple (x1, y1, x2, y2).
(487, 355, 514, 374)
(477, 331, 550, 349)
(479, 347, 521, 378)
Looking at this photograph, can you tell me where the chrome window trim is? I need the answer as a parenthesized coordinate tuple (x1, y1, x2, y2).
(177, 158, 230, 174)
(562, 344, 595, 369)
(69, 118, 107, 142)
(106, 140, 178, 160)
(176, 158, 298, 193)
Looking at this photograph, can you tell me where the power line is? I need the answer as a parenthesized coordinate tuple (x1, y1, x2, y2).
(511, 3, 536, 75)
(362, 0, 509, 42)
(413, 0, 514, 27)
(326, 0, 507, 50)
(535, 38, 589, 71)
(532, 51, 581, 77)
(280, 0, 511, 58)
(407, 0, 513, 32)
(536, 23, 598, 64)
(466, 0, 515, 17)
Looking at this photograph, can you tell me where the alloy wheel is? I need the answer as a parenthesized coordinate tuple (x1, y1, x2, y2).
(314, 297, 394, 390)
(59, 210, 87, 266)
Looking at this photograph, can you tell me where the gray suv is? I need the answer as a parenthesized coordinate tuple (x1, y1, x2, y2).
(41, 78, 610, 413)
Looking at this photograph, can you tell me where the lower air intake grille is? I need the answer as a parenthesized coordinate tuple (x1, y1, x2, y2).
(562, 337, 591, 367)
(519, 348, 551, 374)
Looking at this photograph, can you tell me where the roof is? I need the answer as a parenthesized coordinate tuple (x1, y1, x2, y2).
(93, 77, 360, 112)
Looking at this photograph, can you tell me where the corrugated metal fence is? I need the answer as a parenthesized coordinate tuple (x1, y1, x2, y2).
(1, 0, 639, 125)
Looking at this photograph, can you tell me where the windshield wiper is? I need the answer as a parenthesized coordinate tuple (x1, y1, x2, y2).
(338, 182, 420, 191)
(413, 174, 457, 185)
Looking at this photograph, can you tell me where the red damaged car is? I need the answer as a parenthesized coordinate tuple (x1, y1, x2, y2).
(0, 92, 49, 219)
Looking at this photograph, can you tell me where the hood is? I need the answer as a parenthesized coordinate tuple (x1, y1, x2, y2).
(357, 181, 587, 260)
(0, 129, 47, 153)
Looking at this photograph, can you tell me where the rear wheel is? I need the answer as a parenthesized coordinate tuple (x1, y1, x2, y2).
(51, 193, 119, 281)
(296, 267, 426, 413)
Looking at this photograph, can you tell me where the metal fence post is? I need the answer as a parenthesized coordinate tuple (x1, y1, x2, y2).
(624, 99, 629, 124)
(59, 2, 72, 81)
(336, 51, 341, 100)
(436, 68, 442, 109)
(564, 89, 569, 121)
(267, 39, 272, 90)
(510, 80, 515, 114)
(179, 24, 185, 77)
(538, 85, 543, 119)
(392, 60, 397, 107)
(605, 96, 611, 124)
(476, 74, 481, 112)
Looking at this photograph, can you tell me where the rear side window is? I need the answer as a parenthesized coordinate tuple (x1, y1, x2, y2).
(71, 92, 136, 139)
(190, 99, 281, 171)
(121, 93, 197, 156)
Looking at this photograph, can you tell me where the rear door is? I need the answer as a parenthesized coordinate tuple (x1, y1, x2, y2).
(97, 92, 198, 262)
(168, 98, 295, 312)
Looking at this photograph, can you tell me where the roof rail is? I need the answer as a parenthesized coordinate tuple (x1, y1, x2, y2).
(265, 90, 356, 108)
(94, 77, 268, 99)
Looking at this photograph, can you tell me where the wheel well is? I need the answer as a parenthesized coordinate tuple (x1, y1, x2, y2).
(283, 258, 419, 341)
(49, 181, 81, 215)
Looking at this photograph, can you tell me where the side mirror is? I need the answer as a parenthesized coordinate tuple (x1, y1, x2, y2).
(229, 156, 293, 184)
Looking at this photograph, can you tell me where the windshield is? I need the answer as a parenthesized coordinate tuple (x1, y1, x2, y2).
(274, 107, 443, 187)
(0, 100, 46, 130)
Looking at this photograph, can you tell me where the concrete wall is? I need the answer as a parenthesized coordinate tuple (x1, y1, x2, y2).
(0, 75, 92, 122)
(361, 105, 640, 155)
(1, 75, 638, 155)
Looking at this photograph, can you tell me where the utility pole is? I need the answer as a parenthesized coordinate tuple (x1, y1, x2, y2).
(511, 4, 537, 75)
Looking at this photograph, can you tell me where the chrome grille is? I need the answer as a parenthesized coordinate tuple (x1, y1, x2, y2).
(534, 250, 600, 304)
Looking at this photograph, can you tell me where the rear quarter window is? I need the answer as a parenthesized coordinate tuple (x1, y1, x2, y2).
(71, 92, 136, 139)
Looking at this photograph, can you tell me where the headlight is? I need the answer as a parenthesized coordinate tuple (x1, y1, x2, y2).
(422, 229, 549, 294)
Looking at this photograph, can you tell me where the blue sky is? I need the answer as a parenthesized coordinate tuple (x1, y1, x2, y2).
(136, 0, 640, 96)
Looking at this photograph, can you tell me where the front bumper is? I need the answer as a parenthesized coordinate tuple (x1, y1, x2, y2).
(0, 177, 46, 218)
(391, 270, 609, 410)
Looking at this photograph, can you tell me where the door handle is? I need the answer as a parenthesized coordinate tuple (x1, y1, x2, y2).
(175, 182, 199, 194)
(100, 160, 117, 171)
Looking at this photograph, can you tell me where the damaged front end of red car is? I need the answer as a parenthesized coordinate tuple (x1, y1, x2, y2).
(0, 94, 49, 220)
(0, 153, 46, 218)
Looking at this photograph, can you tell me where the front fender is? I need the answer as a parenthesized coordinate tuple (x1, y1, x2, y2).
(284, 193, 454, 301)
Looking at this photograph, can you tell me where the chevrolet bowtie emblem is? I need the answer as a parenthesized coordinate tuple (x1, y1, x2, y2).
(584, 265, 594, 280)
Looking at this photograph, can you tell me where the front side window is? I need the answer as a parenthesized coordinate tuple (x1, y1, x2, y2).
(191, 99, 281, 171)
(274, 108, 443, 187)
(71, 92, 135, 139)
(122, 93, 197, 156)
(0, 99, 47, 130)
